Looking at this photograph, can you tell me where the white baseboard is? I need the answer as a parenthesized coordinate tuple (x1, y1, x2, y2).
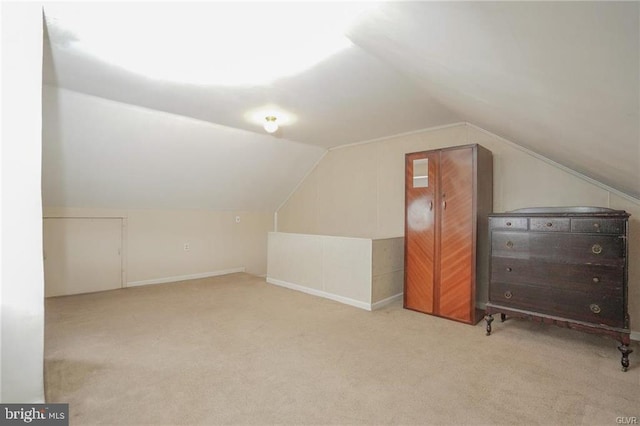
(127, 268, 246, 287)
(266, 277, 372, 311)
(371, 293, 403, 310)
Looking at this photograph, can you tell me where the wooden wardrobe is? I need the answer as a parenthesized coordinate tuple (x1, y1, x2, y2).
(404, 144, 493, 324)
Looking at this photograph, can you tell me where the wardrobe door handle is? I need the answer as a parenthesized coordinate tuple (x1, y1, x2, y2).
(442, 200, 447, 210)
(429, 201, 433, 211)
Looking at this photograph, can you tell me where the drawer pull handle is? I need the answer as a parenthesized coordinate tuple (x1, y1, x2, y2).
(546, 222, 553, 227)
(506, 267, 512, 272)
(506, 241, 514, 249)
(591, 244, 603, 255)
(592, 277, 600, 284)
(506, 222, 512, 227)
(590, 304, 601, 314)
(504, 291, 512, 299)
(593, 223, 600, 229)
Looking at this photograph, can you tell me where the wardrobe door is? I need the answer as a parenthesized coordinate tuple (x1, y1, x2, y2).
(438, 147, 475, 322)
(404, 152, 439, 313)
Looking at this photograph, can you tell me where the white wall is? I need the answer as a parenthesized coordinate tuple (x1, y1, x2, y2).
(267, 233, 404, 310)
(267, 232, 373, 309)
(43, 208, 273, 285)
(127, 209, 272, 282)
(1, 3, 45, 402)
(277, 124, 468, 237)
(277, 122, 640, 333)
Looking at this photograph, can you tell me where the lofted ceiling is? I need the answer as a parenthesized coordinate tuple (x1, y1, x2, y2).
(42, 2, 639, 211)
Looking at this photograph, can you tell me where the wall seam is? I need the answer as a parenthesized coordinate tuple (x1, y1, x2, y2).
(376, 142, 381, 238)
(275, 150, 328, 214)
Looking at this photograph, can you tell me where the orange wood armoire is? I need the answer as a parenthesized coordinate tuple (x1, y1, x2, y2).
(404, 144, 493, 324)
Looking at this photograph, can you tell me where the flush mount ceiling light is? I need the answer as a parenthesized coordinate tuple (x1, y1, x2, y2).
(264, 116, 278, 134)
(44, 3, 378, 86)
(246, 106, 296, 134)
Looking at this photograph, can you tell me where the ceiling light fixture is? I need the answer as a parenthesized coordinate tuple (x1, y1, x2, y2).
(245, 106, 296, 134)
(264, 116, 278, 134)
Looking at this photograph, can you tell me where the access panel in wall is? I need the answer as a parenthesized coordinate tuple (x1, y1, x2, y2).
(404, 144, 493, 324)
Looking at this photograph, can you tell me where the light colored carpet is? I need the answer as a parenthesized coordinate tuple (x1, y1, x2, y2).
(45, 273, 639, 425)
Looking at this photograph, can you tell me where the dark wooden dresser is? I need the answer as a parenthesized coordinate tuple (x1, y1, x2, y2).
(484, 207, 632, 371)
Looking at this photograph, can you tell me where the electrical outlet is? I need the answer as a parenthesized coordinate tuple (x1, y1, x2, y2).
(235, 216, 241, 223)
(183, 243, 190, 251)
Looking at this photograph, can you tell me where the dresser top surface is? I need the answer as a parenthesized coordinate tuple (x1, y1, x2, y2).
(490, 206, 629, 218)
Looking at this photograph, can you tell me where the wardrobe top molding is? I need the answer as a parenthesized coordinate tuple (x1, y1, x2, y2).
(406, 143, 487, 155)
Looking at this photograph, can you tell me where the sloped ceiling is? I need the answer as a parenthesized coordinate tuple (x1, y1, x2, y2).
(349, 1, 639, 199)
(42, 1, 640, 211)
(42, 86, 326, 210)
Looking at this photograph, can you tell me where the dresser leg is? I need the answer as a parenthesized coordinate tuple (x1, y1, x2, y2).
(500, 313, 506, 322)
(618, 343, 633, 372)
(485, 314, 494, 336)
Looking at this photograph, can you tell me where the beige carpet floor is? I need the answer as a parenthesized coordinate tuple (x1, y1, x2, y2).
(45, 273, 639, 425)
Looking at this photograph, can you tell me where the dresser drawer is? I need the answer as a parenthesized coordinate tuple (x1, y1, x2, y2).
(493, 231, 626, 265)
(489, 217, 528, 231)
(528, 233, 625, 265)
(491, 231, 530, 259)
(489, 282, 625, 327)
(530, 218, 570, 232)
(490, 256, 624, 293)
(571, 218, 625, 234)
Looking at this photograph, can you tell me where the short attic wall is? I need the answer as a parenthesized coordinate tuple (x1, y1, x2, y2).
(43, 207, 273, 285)
(276, 122, 640, 337)
(266, 232, 404, 310)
